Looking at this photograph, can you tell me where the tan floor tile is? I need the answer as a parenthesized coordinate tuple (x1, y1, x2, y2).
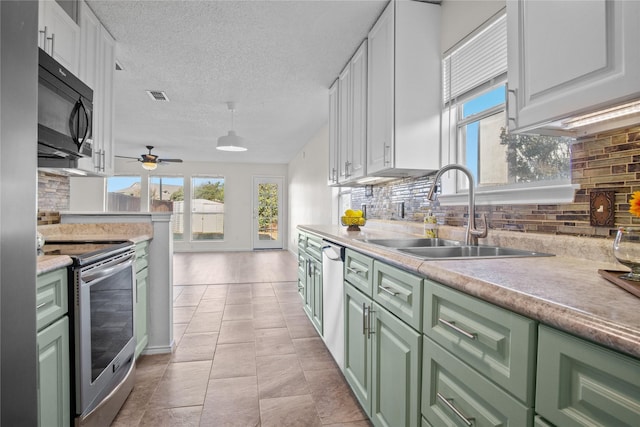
(323, 421, 373, 427)
(256, 353, 309, 399)
(259, 394, 322, 427)
(252, 283, 275, 297)
(184, 311, 223, 334)
(225, 294, 252, 305)
(227, 283, 252, 295)
(201, 376, 260, 426)
(195, 297, 226, 313)
(138, 405, 202, 427)
(173, 292, 205, 307)
(280, 302, 306, 318)
(293, 337, 336, 371)
(202, 284, 228, 299)
(285, 315, 320, 339)
(171, 332, 218, 363)
(272, 281, 298, 292)
(173, 322, 188, 347)
(252, 295, 279, 305)
(147, 360, 212, 409)
(252, 302, 282, 316)
(210, 342, 257, 379)
(254, 328, 295, 357)
(174, 306, 197, 324)
(217, 319, 256, 344)
(173, 285, 185, 301)
(223, 303, 253, 320)
(253, 313, 287, 330)
(305, 369, 369, 424)
(275, 291, 304, 304)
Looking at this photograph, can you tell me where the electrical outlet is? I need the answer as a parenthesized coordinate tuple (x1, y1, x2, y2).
(590, 190, 615, 227)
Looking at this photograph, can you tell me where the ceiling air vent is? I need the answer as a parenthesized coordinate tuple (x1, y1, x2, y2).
(146, 90, 170, 102)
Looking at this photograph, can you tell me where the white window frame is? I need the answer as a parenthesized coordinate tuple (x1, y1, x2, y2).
(439, 12, 577, 206)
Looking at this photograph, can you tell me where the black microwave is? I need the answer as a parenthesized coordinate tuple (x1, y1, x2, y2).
(37, 48, 93, 165)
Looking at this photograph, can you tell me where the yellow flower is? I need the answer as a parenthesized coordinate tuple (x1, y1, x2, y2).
(629, 191, 640, 217)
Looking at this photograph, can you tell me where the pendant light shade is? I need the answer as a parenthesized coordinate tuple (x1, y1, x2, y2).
(217, 102, 247, 152)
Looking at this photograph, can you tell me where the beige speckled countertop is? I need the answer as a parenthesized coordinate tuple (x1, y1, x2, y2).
(299, 222, 640, 360)
(37, 223, 153, 275)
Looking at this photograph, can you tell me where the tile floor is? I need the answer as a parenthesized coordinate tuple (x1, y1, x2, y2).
(111, 251, 371, 426)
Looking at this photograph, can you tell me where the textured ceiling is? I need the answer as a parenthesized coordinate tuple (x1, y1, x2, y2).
(86, 0, 388, 164)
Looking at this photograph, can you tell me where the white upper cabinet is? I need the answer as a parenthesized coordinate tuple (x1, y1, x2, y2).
(38, 0, 80, 74)
(328, 80, 339, 185)
(507, 0, 640, 132)
(367, 0, 441, 177)
(337, 40, 368, 184)
(76, 1, 116, 175)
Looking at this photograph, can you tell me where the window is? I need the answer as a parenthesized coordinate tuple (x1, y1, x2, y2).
(149, 176, 184, 241)
(442, 12, 574, 203)
(106, 176, 142, 212)
(191, 176, 225, 240)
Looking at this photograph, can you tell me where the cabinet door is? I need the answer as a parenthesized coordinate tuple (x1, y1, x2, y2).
(348, 40, 367, 181)
(36, 268, 68, 331)
(303, 258, 314, 321)
(311, 259, 323, 335)
(37, 316, 70, 427)
(98, 26, 116, 175)
(39, 0, 80, 74)
(536, 326, 640, 427)
(344, 283, 372, 415)
(328, 80, 339, 185)
(507, 0, 640, 132)
(135, 267, 149, 359)
(338, 62, 352, 182)
(367, 2, 394, 175)
(297, 250, 307, 301)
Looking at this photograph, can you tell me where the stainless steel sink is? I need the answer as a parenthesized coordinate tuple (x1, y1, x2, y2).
(397, 245, 554, 260)
(359, 238, 463, 248)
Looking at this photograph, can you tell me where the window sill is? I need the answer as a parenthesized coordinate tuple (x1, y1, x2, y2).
(437, 182, 578, 206)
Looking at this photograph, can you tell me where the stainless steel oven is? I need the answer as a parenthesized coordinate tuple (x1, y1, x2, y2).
(44, 241, 137, 426)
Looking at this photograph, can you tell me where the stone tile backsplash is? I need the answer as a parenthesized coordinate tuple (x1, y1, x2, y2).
(351, 123, 640, 238)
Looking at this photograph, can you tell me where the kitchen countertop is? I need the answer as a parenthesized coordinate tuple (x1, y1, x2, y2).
(37, 222, 153, 275)
(299, 223, 640, 360)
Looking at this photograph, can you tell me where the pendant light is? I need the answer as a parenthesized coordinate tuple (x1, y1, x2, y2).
(216, 102, 247, 152)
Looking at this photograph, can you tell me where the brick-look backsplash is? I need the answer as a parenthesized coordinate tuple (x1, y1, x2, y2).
(37, 171, 70, 219)
(351, 123, 640, 238)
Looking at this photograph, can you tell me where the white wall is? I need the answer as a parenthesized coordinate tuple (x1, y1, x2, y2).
(288, 124, 337, 253)
(71, 159, 288, 252)
(441, 0, 505, 52)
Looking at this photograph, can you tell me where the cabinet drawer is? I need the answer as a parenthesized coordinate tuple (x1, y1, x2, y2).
(297, 231, 307, 250)
(424, 282, 536, 405)
(36, 268, 68, 331)
(422, 336, 533, 427)
(344, 249, 374, 297)
(134, 241, 149, 273)
(373, 261, 422, 331)
(536, 325, 640, 427)
(297, 251, 307, 281)
(305, 234, 323, 261)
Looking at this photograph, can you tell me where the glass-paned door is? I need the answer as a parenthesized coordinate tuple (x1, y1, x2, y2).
(253, 176, 283, 249)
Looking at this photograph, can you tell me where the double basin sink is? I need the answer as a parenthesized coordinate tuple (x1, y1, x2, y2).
(359, 238, 553, 260)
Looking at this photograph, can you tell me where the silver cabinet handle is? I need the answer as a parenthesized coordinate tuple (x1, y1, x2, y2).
(37, 302, 47, 310)
(345, 161, 351, 178)
(437, 393, 474, 426)
(362, 303, 368, 335)
(367, 306, 375, 337)
(383, 144, 391, 165)
(39, 26, 48, 49)
(438, 318, 477, 340)
(379, 285, 399, 297)
(506, 86, 518, 129)
(48, 33, 55, 57)
(346, 265, 366, 277)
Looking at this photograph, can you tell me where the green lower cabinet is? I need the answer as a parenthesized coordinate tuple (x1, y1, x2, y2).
(422, 336, 533, 427)
(297, 250, 307, 301)
(344, 282, 421, 427)
(536, 325, 640, 427)
(135, 267, 149, 358)
(37, 316, 70, 427)
(302, 255, 322, 335)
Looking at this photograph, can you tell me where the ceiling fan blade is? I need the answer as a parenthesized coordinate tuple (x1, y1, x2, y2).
(158, 158, 183, 163)
(115, 155, 141, 160)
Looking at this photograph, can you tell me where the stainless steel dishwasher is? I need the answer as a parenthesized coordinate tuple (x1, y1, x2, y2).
(321, 241, 345, 371)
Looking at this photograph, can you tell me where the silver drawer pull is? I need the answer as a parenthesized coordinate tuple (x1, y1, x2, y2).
(379, 286, 399, 296)
(346, 266, 366, 276)
(362, 303, 368, 335)
(36, 302, 47, 310)
(438, 318, 477, 340)
(437, 393, 475, 426)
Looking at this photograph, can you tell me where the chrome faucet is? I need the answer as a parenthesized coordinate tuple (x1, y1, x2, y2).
(427, 164, 488, 245)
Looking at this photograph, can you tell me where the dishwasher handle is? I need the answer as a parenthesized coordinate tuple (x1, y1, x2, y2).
(321, 241, 345, 262)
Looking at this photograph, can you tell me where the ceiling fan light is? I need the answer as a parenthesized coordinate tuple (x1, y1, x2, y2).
(142, 161, 158, 170)
(216, 130, 247, 152)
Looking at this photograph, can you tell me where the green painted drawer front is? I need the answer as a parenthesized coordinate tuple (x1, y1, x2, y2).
(534, 415, 554, 427)
(134, 241, 149, 272)
(424, 282, 536, 405)
(344, 249, 374, 297)
(37, 316, 70, 427)
(297, 231, 307, 251)
(373, 262, 423, 331)
(371, 301, 421, 427)
(297, 250, 307, 282)
(305, 234, 323, 261)
(36, 268, 68, 331)
(536, 325, 640, 427)
(422, 336, 533, 427)
(344, 283, 372, 414)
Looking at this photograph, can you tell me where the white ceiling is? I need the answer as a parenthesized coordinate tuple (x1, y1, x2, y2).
(86, 0, 388, 164)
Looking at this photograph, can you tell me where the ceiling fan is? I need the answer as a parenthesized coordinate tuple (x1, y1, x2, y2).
(116, 145, 183, 170)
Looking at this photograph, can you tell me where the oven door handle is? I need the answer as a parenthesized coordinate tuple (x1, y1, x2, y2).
(81, 257, 135, 283)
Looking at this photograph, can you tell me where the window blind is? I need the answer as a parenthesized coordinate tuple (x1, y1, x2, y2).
(443, 13, 507, 104)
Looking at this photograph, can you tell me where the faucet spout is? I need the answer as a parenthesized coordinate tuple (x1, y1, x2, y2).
(427, 164, 487, 245)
